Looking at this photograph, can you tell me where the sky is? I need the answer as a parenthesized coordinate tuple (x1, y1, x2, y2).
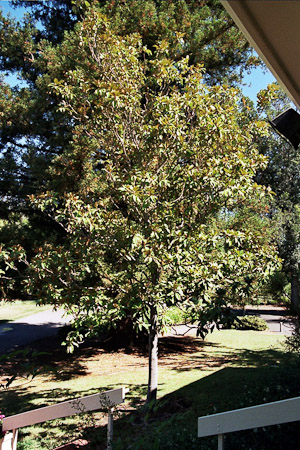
(0, 0, 27, 20)
(0, 0, 26, 15)
(241, 67, 276, 103)
(0, 0, 277, 104)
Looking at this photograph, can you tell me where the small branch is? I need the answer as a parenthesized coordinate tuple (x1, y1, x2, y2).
(171, 323, 197, 336)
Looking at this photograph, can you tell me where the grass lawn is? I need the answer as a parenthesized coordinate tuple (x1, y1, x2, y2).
(1, 328, 299, 450)
(0, 300, 50, 323)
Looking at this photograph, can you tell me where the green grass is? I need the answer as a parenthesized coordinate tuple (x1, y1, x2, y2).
(0, 300, 50, 323)
(1, 329, 298, 449)
(163, 306, 188, 325)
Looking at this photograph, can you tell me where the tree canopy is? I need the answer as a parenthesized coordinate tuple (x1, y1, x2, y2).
(0, 0, 262, 301)
(0, 2, 281, 401)
(9, 0, 259, 83)
(13, 9, 278, 400)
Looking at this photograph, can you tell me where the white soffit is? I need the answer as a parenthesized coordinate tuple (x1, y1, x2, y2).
(221, 0, 300, 108)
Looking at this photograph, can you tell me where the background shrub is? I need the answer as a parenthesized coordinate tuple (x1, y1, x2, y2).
(231, 315, 268, 331)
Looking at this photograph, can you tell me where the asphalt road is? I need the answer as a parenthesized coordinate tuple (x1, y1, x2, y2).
(0, 309, 70, 354)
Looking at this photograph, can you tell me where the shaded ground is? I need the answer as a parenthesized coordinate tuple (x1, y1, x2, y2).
(0, 307, 297, 450)
(0, 332, 223, 387)
(0, 327, 296, 450)
(50, 353, 300, 450)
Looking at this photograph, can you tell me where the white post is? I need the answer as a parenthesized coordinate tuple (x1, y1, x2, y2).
(107, 408, 114, 450)
(11, 429, 18, 450)
(218, 434, 224, 450)
(0, 430, 18, 450)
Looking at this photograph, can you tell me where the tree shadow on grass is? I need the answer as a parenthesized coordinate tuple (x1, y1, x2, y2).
(0, 335, 90, 383)
(168, 347, 288, 372)
(159, 336, 219, 356)
(0, 331, 218, 385)
(0, 327, 146, 383)
(161, 333, 298, 373)
(1, 329, 288, 395)
(173, 346, 299, 373)
(1, 331, 300, 449)
(100, 358, 300, 450)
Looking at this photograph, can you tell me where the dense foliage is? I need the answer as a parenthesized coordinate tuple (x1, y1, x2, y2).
(19, 10, 278, 399)
(256, 84, 300, 314)
(0, 0, 259, 237)
(0, 1, 280, 400)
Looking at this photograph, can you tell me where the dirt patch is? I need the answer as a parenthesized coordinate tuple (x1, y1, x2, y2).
(0, 332, 232, 386)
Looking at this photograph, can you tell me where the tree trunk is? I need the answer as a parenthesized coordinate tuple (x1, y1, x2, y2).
(291, 275, 300, 317)
(147, 304, 158, 403)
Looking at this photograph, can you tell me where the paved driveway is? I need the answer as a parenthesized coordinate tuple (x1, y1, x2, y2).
(0, 309, 70, 354)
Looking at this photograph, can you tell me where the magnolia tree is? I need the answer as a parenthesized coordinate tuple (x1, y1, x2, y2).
(26, 11, 278, 401)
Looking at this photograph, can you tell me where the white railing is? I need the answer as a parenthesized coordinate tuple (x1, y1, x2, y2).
(198, 396, 300, 450)
(1, 387, 128, 450)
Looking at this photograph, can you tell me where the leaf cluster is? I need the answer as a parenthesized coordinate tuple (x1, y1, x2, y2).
(23, 11, 279, 347)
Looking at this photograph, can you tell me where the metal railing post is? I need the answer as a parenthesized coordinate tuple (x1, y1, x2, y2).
(218, 434, 224, 450)
(107, 408, 114, 450)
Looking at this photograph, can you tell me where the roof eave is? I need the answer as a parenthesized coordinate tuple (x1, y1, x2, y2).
(221, 0, 300, 108)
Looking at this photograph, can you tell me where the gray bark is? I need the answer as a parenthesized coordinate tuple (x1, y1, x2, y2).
(147, 305, 158, 403)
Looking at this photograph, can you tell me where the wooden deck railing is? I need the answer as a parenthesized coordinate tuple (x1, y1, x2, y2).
(198, 396, 300, 450)
(1, 387, 128, 450)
